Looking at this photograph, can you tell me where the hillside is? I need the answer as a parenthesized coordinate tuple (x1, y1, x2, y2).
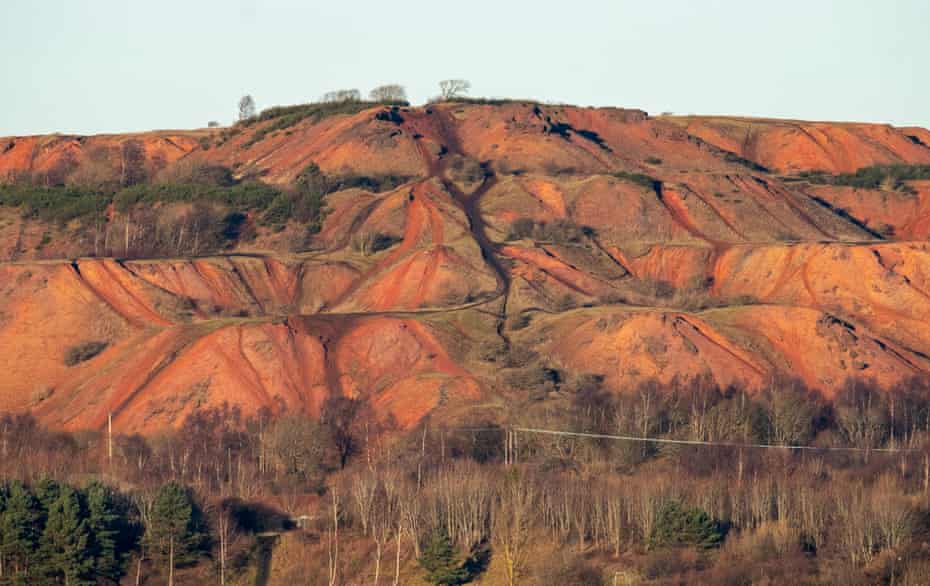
(2, 100, 930, 433)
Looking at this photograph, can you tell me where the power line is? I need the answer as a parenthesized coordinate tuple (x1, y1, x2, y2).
(511, 427, 916, 453)
(441, 425, 917, 453)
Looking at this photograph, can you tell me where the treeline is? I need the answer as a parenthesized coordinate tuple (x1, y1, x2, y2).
(4, 376, 930, 583)
(0, 397, 368, 584)
(0, 479, 207, 585)
(306, 374, 930, 584)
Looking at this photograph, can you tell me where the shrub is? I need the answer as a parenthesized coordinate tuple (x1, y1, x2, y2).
(113, 181, 281, 212)
(261, 193, 294, 227)
(0, 184, 107, 225)
(64, 341, 108, 366)
(506, 217, 589, 243)
(419, 528, 470, 585)
(649, 501, 726, 550)
(798, 164, 930, 192)
(351, 232, 401, 255)
(329, 173, 412, 194)
(611, 171, 660, 191)
(532, 552, 604, 586)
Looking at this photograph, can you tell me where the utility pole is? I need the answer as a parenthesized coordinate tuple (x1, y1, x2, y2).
(108, 412, 113, 465)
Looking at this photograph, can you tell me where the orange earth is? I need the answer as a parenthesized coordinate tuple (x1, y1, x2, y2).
(1, 102, 929, 432)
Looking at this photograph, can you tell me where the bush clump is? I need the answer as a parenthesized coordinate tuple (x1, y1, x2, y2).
(114, 181, 281, 212)
(649, 501, 726, 550)
(797, 164, 930, 192)
(0, 184, 107, 225)
(507, 217, 590, 243)
(64, 341, 108, 366)
(351, 232, 402, 255)
(611, 171, 660, 191)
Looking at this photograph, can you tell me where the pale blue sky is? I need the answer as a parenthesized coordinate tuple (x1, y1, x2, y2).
(1, 0, 927, 136)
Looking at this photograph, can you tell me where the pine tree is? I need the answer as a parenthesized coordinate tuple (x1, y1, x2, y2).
(40, 486, 94, 585)
(419, 528, 469, 586)
(34, 477, 63, 513)
(0, 481, 40, 579)
(145, 483, 206, 586)
(85, 481, 128, 582)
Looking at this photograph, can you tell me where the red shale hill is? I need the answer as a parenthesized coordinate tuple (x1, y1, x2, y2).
(1, 102, 929, 432)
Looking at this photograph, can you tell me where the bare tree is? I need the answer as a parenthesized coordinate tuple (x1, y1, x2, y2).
(439, 79, 471, 100)
(369, 84, 407, 102)
(120, 139, 147, 187)
(322, 89, 362, 103)
(215, 500, 239, 586)
(493, 473, 535, 586)
(238, 95, 256, 121)
(207, 121, 221, 128)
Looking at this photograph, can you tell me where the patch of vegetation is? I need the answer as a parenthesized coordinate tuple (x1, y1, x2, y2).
(241, 100, 409, 148)
(649, 501, 726, 550)
(441, 97, 545, 106)
(64, 341, 108, 366)
(419, 528, 472, 585)
(506, 217, 590, 244)
(351, 231, 402, 255)
(114, 181, 282, 212)
(611, 171, 661, 191)
(329, 173, 413, 194)
(0, 184, 108, 225)
(723, 151, 769, 172)
(36, 231, 52, 250)
(795, 164, 930, 192)
(646, 157, 663, 165)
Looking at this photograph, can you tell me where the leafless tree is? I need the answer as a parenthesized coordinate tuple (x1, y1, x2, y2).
(369, 84, 407, 102)
(120, 139, 147, 187)
(214, 500, 239, 586)
(267, 415, 327, 490)
(439, 79, 471, 100)
(493, 473, 535, 586)
(238, 95, 256, 121)
(322, 89, 362, 103)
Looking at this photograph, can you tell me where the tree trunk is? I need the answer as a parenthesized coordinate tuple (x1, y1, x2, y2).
(220, 518, 227, 586)
(135, 545, 143, 586)
(168, 535, 175, 586)
(393, 529, 402, 586)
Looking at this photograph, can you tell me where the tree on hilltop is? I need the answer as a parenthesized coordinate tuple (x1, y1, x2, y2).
(369, 84, 407, 102)
(439, 79, 471, 100)
(238, 95, 256, 121)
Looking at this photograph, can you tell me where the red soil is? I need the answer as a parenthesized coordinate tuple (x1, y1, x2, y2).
(1, 103, 930, 432)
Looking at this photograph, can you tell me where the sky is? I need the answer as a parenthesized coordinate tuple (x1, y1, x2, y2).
(1, 0, 927, 136)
